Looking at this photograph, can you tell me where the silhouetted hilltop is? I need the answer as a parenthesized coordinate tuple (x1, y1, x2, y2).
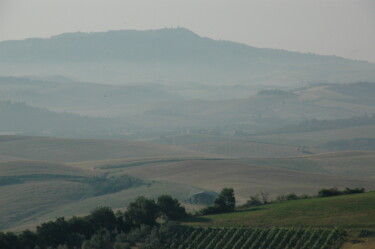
(1, 28, 374, 85)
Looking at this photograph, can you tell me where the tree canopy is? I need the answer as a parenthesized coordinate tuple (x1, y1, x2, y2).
(126, 196, 160, 227)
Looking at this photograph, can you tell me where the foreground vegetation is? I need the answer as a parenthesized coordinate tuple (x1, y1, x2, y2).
(0, 211, 346, 249)
(2, 188, 374, 248)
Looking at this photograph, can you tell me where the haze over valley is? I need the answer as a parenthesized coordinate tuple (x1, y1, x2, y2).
(1, 4, 375, 246)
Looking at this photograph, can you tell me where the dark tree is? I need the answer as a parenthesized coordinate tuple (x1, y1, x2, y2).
(157, 195, 187, 220)
(89, 206, 116, 232)
(115, 210, 131, 233)
(200, 188, 236, 214)
(0, 232, 21, 249)
(18, 230, 38, 249)
(36, 217, 69, 248)
(126, 196, 159, 227)
(81, 229, 112, 249)
(214, 188, 236, 212)
(67, 216, 93, 239)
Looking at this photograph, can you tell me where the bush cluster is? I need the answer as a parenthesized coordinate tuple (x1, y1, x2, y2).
(318, 187, 365, 197)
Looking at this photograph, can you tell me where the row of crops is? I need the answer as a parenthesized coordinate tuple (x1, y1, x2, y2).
(164, 227, 343, 249)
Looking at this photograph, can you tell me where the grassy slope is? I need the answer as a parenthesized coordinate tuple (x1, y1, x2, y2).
(0, 160, 89, 176)
(5, 148, 374, 180)
(0, 161, 204, 231)
(0, 135, 219, 162)
(7, 181, 204, 232)
(0, 180, 89, 230)
(301, 151, 375, 178)
(183, 192, 375, 229)
(0, 159, 93, 230)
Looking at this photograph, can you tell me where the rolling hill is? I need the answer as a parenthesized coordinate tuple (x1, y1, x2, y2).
(0, 135, 220, 230)
(0, 76, 184, 117)
(0, 100, 131, 138)
(1, 135, 375, 232)
(135, 82, 375, 134)
(1, 76, 375, 143)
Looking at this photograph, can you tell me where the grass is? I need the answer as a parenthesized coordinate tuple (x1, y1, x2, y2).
(182, 192, 375, 229)
(305, 151, 375, 178)
(0, 180, 89, 230)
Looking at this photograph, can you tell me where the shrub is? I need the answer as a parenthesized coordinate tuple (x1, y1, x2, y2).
(286, 193, 299, 200)
(343, 187, 365, 195)
(244, 195, 262, 207)
(318, 187, 341, 197)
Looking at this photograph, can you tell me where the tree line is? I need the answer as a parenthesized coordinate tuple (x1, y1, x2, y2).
(0, 194, 187, 249)
(240, 187, 366, 209)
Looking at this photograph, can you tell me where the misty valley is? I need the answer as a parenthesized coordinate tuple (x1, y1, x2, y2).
(1, 28, 375, 249)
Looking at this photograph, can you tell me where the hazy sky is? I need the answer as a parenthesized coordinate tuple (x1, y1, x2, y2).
(1, 0, 375, 62)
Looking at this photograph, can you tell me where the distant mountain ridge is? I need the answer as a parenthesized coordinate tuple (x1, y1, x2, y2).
(1, 28, 374, 85)
(0, 28, 354, 63)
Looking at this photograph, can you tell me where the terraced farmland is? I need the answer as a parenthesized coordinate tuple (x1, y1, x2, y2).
(165, 227, 343, 249)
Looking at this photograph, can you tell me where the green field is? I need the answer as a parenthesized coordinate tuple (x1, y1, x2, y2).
(183, 192, 375, 229)
(181, 192, 375, 248)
